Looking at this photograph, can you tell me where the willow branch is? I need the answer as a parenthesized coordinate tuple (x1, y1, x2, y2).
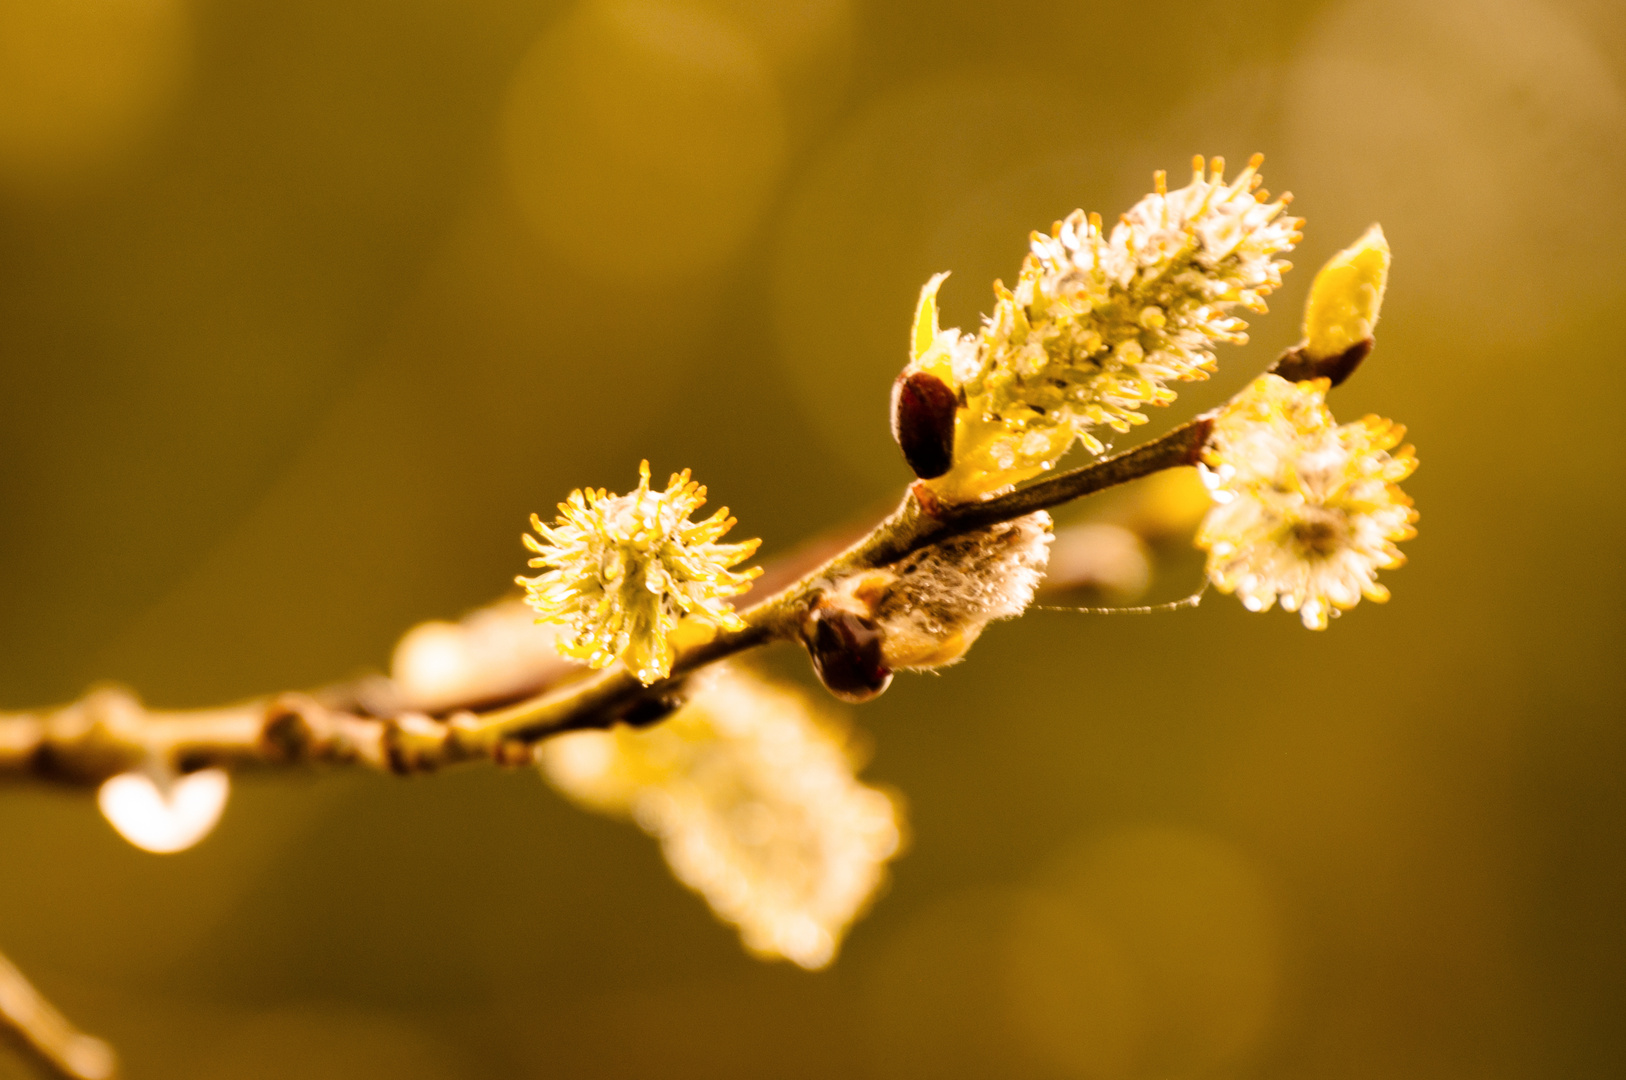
(0, 951, 116, 1080)
(434, 412, 1216, 750)
(437, 337, 1370, 748)
(0, 339, 1368, 785)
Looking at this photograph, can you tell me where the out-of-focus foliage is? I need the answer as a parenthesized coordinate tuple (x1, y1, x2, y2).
(0, 0, 1623, 1077)
(541, 664, 900, 970)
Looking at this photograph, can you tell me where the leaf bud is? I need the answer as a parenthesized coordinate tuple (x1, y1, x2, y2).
(800, 605, 893, 704)
(868, 512, 1051, 670)
(889, 271, 966, 480)
(1302, 223, 1390, 362)
(803, 514, 1052, 693)
(890, 369, 958, 479)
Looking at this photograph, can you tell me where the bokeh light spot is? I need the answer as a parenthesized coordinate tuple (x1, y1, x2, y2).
(862, 888, 1035, 1077)
(1001, 889, 1150, 1078)
(501, 0, 788, 281)
(192, 1005, 465, 1080)
(0, 0, 190, 186)
(864, 829, 1279, 1080)
(97, 768, 230, 854)
(1281, 0, 1626, 349)
(1004, 827, 1282, 1078)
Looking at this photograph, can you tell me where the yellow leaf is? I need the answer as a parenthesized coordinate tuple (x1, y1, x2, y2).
(911, 271, 951, 362)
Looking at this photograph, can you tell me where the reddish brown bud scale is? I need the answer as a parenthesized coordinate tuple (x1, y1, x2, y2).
(890, 370, 958, 480)
(1271, 337, 1373, 388)
(801, 607, 893, 703)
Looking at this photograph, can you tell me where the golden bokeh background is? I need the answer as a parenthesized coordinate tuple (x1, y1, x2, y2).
(1, 0, 1623, 1075)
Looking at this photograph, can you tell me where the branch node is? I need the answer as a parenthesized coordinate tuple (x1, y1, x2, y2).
(1185, 415, 1217, 464)
(261, 695, 318, 762)
(38, 687, 144, 784)
(908, 480, 946, 520)
(491, 738, 536, 767)
(381, 713, 448, 775)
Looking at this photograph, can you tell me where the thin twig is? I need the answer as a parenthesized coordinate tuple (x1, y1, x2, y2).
(0, 950, 116, 1080)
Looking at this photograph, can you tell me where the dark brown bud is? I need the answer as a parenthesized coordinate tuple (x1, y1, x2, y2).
(619, 690, 686, 729)
(1271, 337, 1373, 388)
(801, 607, 893, 703)
(890, 370, 958, 480)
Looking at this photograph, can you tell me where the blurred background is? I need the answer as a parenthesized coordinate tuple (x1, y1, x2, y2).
(1, 0, 1624, 1076)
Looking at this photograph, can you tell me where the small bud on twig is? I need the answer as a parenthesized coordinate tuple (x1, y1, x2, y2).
(890, 369, 958, 479)
(1271, 337, 1373, 388)
(1271, 223, 1390, 387)
(1301, 223, 1390, 362)
(801, 606, 893, 703)
(889, 271, 966, 481)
